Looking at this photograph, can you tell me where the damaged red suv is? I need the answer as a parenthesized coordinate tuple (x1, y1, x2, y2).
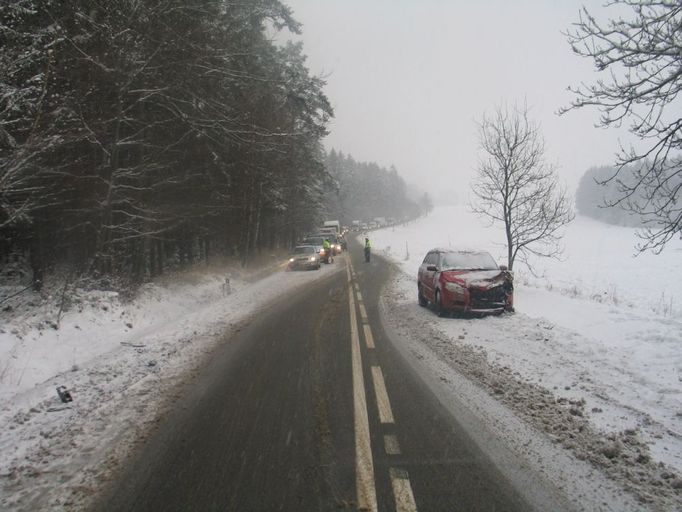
(417, 249, 513, 316)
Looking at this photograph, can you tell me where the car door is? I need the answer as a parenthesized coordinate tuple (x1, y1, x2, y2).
(420, 252, 439, 301)
(418, 254, 429, 296)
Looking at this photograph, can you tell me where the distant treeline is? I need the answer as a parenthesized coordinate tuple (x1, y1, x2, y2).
(576, 165, 646, 227)
(323, 150, 426, 225)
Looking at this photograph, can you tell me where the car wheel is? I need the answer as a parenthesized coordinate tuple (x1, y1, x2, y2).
(435, 290, 447, 317)
(418, 285, 427, 307)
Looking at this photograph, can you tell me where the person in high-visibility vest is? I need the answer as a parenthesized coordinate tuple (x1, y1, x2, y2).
(364, 237, 371, 262)
(323, 238, 332, 263)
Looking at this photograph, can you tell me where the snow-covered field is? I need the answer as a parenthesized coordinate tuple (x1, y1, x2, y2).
(371, 205, 682, 506)
(0, 261, 340, 511)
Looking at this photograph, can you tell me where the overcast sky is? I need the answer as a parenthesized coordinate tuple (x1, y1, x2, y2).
(282, 0, 636, 203)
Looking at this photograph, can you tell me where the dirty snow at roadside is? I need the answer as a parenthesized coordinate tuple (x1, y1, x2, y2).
(0, 261, 340, 511)
(370, 205, 682, 507)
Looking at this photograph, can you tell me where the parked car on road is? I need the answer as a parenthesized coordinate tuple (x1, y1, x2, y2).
(288, 245, 321, 270)
(330, 234, 343, 254)
(306, 233, 342, 255)
(301, 235, 333, 260)
(417, 248, 513, 316)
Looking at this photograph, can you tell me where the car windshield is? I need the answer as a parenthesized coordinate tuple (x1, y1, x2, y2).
(293, 246, 315, 255)
(441, 251, 498, 270)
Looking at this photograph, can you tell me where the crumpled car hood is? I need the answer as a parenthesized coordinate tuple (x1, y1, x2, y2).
(441, 269, 512, 289)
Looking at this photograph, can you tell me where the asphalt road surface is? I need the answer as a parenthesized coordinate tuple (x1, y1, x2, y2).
(96, 240, 569, 512)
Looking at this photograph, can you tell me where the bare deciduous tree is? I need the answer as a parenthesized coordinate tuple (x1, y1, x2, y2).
(562, 0, 682, 252)
(470, 103, 574, 271)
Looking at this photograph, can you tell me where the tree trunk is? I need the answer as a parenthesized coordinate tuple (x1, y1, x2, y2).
(29, 234, 43, 291)
(149, 238, 157, 277)
(186, 237, 194, 265)
(506, 228, 514, 271)
(156, 239, 164, 275)
(132, 237, 147, 283)
(240, 185, 255, 268)
(252, 181, 263, 256)
(95, 91, 123, 274)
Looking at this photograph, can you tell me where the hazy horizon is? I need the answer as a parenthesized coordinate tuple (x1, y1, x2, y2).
(282, 0, 638, 201)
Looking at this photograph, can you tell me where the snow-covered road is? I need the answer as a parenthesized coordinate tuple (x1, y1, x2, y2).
(0, 261, 342, 511)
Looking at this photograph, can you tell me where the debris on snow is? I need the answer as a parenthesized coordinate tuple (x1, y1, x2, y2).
(56, 386, 73, 403)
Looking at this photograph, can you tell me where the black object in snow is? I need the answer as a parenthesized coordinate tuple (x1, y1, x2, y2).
(56, 386, 73, 403)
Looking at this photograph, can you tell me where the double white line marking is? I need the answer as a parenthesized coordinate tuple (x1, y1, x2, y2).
(347, 262, 418, 512)
(348, 268, 377, 510)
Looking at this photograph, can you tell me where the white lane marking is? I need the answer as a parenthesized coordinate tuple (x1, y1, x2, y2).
(350, 260, 415, 510)
(390, 468, 418, 512)
(356, 290, 364, 302)
(346, 264, 352, 283)
(371, 366, 395, 424)
(286, 430, 292, 447)
(363, 323, 375, 349)
(358, 302, 368, 322)
(384, 435, 401, 455)
(348, 266, 378, 512)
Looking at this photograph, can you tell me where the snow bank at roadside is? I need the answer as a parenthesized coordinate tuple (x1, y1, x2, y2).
(0, 261, 340, 511)
(380, 281, 647, 512)
(1, 269, 245, 401)
(369, 206, 682, 509)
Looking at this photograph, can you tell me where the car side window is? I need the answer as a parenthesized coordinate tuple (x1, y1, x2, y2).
(425, 252, 438, 266)
(422, 253, 432, 265)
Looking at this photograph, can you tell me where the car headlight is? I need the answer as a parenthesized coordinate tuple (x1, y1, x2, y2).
(289, 258, 295, 262)
(309, 256, 316, 261)
(320, 249, 325, 255)
(444, 281, 465, 293)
